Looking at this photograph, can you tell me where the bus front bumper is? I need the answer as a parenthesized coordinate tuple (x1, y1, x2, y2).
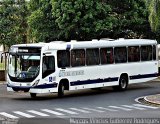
(7, 83, 58, 93)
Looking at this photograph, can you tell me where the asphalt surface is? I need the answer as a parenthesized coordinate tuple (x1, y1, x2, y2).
(0, 81, 160, 124)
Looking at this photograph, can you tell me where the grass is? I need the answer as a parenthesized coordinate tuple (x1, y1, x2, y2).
(0, 62, 6, 70)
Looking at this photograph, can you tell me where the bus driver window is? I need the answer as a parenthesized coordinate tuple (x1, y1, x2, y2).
(42, 56, 55, 78)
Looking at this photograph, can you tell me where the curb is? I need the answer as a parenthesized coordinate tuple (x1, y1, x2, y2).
(144, 95, 160, 106)
(135, 96, 145, 104)
(152, 79, 160, 82)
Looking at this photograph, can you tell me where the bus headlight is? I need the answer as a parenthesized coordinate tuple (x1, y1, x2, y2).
(32, 79, 40, 87)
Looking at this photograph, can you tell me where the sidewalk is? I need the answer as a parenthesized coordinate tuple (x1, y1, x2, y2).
(0, 81, 6, 84)
(143, 77, 160, 105)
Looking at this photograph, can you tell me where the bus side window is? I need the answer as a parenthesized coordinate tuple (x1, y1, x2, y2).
(86, 48, 100, 65)
(128, 46, 140, 62)
(114, 47, 127, 63)
(100, 48, 114, 64)
(141, 45, 152, 61)
(153, 45, 156, 60)
(71, 49, 85, 67)
(57, 50, 70, 68)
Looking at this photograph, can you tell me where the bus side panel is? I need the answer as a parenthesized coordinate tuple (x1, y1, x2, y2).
(67, 61, 158, 91)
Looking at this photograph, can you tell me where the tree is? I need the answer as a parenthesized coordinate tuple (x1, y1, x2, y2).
(147, 0, 160, 41)
(16, 0, 28, 44)
(105, 0, 154, 39)
(51, 0, 115, 41)
(27, 0, 57, 43)
(27, 0, 154, 42)
(0, 0, 17, 48)
(0, 0, 28, 49)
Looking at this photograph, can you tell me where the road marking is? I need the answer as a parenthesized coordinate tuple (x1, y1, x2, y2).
(27, 110, 49, 117)
(121, 105, 146, 110)
(55, 108, 78, 115)
(82, 108, 105, 113)
(133, 104, 159, 109)
(108, 106, 132, 111)
(13, 111, 35, 118)
(41, 109, 65, 116)
(0, 112, 19, 119)
(97, 107, 118, 111)
(69, 108, 91, 113)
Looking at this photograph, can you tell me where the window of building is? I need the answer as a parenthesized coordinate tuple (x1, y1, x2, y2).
(100, 48, 114, 64)
(71, 49, 85, 67)
(86, 48, 100, 65)
(141, 45, 152, 61)
(114, 47, 127, 63)
(57, 50, 70, 68)
(128, 46, 140, 62)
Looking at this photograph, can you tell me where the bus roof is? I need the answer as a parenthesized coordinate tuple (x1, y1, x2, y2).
(11, 42, 46, 48)
(46, 39, 157, 50)
(11, 39, 157, 51)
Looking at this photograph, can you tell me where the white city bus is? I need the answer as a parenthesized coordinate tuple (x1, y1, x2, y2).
(6, 39, 158, 98)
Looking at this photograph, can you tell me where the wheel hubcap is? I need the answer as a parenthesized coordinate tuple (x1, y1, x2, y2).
(62, 85, 64, 92)
(121, 79, 126, 89)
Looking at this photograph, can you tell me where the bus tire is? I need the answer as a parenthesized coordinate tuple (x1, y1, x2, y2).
(30, 93, 37, 98)
(58, 83, 65, 97)
(112, 75, 128, 91)
(118, 75, 128, 91)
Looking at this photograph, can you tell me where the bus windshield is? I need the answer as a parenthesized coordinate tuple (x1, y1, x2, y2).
(8, 47, 41, 82)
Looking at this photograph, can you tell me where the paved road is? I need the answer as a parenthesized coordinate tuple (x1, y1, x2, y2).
(0, 81, 160, 124)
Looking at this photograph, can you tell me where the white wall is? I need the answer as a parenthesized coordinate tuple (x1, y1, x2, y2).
(0, 45, 3, 56)
(0, 45, 3, 52)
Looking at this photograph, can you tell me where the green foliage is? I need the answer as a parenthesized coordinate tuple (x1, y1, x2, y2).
(0, 62, 5, 70)
(147, 0, 160, 41)
(0, 0, 157, 44)
(0, 0, 28, 48)
(27, 0, 57, 42)
(106, 0, 153, 39)
(51, 0, 115, 40)
(148, 0, 160, 32)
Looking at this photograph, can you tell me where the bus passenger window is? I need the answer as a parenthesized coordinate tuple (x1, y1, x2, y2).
(153, 45, 156, 60)
(86, 48, 100, 65)
(141, 46, 152, 61)
(128, 46, 140, 62)
(114, 47, 127, 63)
(71, 49, 85, 67)
(57, 50, 70, 68)
(100, 48, 114, 64)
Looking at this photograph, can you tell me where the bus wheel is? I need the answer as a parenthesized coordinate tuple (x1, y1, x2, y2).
(30, 93, 37, 98)
(112, 75, 128, 91)
(118, 75, 128, 91)
(58, 83, 65, 97)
